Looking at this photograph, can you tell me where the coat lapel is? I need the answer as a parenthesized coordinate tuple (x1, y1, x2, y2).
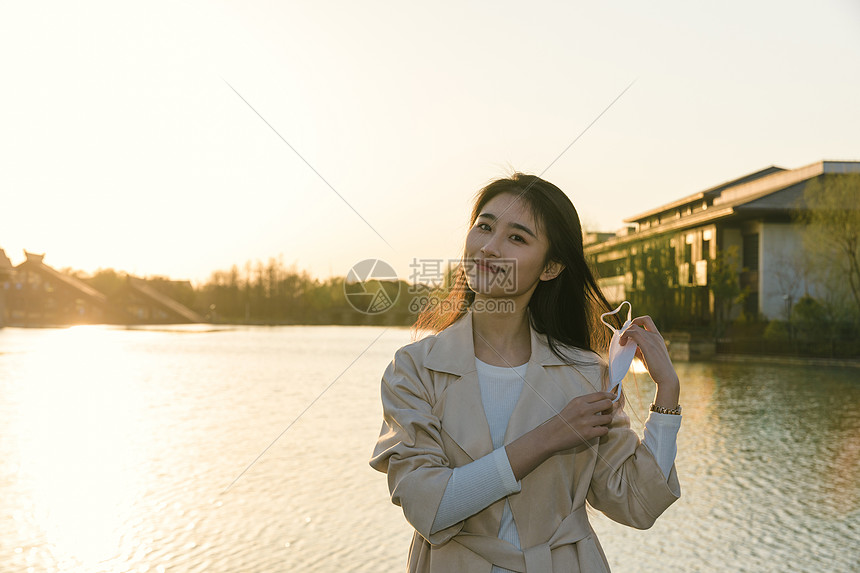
(423, 309, 479, 377)
(424, 310, 492, 462)
(422, 309, 582, 462)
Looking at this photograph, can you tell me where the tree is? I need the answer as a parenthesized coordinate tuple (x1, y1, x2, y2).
(709, 245, 741, 337)
(797, 173, 860, 319)
(629, 239, 679, 330)
(84, 268, 126, 298)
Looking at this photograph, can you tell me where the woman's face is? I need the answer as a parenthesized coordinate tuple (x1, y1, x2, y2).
(464, 192, 564, 299)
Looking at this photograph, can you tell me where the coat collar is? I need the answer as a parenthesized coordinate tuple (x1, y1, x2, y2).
(423, 308, 569, 375)
(422, 308, 596, 464)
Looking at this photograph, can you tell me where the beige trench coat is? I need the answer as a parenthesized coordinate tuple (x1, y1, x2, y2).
(370, 309, 681, 572)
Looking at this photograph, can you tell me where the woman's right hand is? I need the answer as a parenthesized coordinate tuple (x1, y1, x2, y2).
(506, 391, 616, 481)
(543, 391, 616, 452)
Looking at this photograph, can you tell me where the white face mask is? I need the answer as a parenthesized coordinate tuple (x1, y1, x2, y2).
(600, 301, 638, 403)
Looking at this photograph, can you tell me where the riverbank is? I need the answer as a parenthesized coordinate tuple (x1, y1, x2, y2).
(664, 331, 860, 366)
(712, 353, 860, 369)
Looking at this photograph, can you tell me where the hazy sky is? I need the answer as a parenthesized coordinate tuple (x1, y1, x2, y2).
(2, 1, 859, 285)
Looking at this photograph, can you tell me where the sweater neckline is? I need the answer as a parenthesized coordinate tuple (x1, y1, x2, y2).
(475, 356, 528, 370)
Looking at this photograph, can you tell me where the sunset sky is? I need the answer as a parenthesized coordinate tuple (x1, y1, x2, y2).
(2, 1, 859, 285)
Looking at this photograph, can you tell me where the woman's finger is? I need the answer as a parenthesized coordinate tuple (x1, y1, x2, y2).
(620, 325, 649, 346)
(585, 392, 616, 403)
(622, 321, 667, 351)
(620, 321, 679, 387)
(590, 398, 614, 414)
(629, 315, 660, 335)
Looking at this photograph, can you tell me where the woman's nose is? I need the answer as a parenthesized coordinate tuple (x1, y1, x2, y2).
(481, 235, 501, 257)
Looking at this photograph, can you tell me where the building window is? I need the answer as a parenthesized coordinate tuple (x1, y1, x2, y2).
(596, 258, 625, 279)
(743, 234, 759, 271)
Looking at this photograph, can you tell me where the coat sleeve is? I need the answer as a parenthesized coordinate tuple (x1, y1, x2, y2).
(368, 346, 464, 545)
(585, 366, 681, 529)
(581, 359, 681, 529)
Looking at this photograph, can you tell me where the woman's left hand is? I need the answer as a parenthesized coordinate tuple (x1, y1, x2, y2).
(619, 316, 679, 389)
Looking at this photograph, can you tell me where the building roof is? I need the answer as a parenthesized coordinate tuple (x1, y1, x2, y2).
(17, 251, 109, 304)
(0, 248, 12, 272)
(624, 166, 786, 224)
(585, 159, 860, 254)
(127, 276, 204, 323)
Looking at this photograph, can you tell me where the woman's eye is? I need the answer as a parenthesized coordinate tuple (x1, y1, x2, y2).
(511, 235, 525, 243)
(478, 223, 491, 231)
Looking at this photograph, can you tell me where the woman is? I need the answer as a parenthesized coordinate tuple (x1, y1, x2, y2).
(370, 174, 682, 572)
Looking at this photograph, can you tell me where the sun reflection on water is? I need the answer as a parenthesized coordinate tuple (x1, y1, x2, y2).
(14, 326, 147, 571)
(2, 326, 857, 572)
(630, 358, 649, 374)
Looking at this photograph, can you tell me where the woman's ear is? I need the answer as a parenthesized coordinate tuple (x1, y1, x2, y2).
(540, 260, 565, 281)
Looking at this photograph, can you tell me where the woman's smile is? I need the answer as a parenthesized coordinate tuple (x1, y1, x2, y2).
(474, 259, 501, 273)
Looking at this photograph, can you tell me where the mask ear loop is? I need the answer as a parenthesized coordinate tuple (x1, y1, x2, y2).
(600, 300, 634, 402)
(600, 300, 632, 332)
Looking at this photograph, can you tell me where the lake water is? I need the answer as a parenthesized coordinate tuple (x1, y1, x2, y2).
(0, 325, 857, 572)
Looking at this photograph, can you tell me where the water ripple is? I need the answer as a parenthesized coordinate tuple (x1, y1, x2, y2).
(0, 327, 857, 572)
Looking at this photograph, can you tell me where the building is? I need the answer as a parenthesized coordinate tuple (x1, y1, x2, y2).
(585, 160, 860, 326)
(0, 251, 204, 326)
(7, 251, 113, 325)
(118, 275, 204, 324)
(0, 249, 13, 327)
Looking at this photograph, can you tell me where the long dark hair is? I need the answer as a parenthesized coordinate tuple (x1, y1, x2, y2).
(411, 173, 615, 363)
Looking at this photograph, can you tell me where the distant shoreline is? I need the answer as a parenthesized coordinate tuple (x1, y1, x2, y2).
(713, 353, 860, 369)
(3, 323, 858, 366)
